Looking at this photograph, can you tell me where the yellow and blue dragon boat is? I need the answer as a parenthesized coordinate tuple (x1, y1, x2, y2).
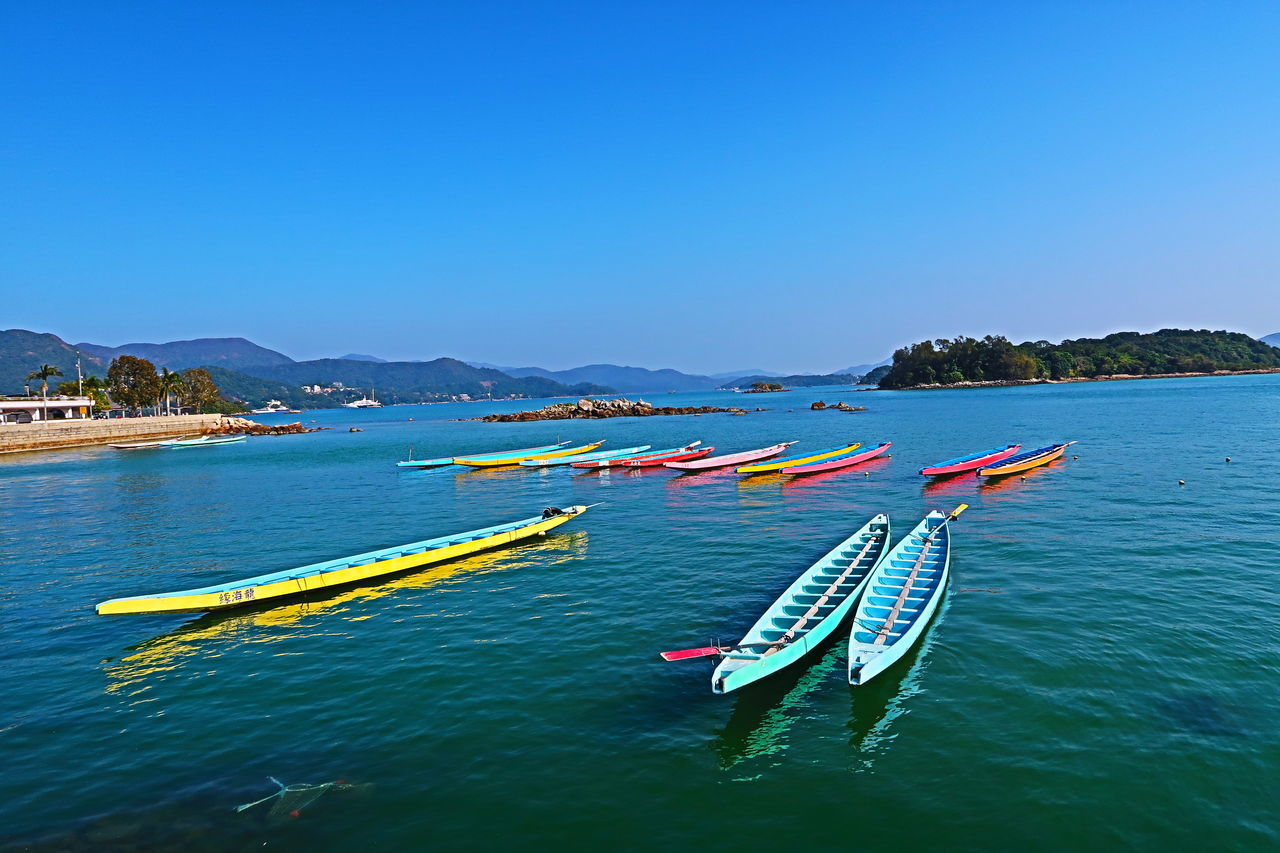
(95, 505, 592, 616)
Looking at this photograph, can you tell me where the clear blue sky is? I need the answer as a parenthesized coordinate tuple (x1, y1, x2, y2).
(3, 2, 1278, 373)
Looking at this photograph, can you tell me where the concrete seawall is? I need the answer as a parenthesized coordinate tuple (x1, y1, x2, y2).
(0, 414, 228, 455)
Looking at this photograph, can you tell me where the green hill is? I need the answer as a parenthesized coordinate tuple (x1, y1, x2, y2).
(879, 329, 1280, 388)
(1, 329, 108, 393)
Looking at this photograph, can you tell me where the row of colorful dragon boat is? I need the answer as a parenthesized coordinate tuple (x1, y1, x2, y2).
(396, 438, 1077, 478)
(96, 436, 1075, 696)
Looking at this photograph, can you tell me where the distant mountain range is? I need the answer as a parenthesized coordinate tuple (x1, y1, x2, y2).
(1, 328, 878, 403)
(708, 368, 786, 379)
(499, 364, 719, 393)
(717, 373, 859, 389)
(467, 363, 850, 391)
(231, 358, 611, 404)
(838, 358, 892, 376)
(1261, 333, 1280, 347)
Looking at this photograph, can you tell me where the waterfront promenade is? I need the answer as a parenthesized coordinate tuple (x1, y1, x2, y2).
(0, 414, 226, 454)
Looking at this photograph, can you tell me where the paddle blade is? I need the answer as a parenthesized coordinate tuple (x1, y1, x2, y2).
(659, 646, 723, 661)
(950, 503, 969, 519)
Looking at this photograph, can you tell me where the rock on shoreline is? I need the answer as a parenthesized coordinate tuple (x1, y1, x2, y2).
(213, 418, 327, 436)
(470, 397, 749, 422)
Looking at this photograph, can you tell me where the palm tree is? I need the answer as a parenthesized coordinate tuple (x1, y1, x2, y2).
(80, 375, 110, 412)
(159, 368, 186, 416)
(26, 364, 63, 422)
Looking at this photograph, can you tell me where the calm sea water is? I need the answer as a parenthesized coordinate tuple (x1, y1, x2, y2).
(2, 378, 1278, 851)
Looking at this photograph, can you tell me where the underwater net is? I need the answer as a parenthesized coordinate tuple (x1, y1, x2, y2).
(235, 776, 367, 819)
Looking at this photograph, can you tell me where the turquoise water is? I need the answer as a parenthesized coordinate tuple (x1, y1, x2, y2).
(2, 378, 1278, 850)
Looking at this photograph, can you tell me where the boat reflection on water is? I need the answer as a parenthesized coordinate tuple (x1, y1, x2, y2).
(779, 456, 891, 494)
(665, 467, 740, 488)
(977, 458, 1067, 497)
(922, 471, 978, 500)
(104, 531, 589, 695)
(711, 643, 844, 773)
(847, 592, 951, 770)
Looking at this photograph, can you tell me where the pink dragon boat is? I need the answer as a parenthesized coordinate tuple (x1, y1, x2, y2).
(664, 441, 796, 472)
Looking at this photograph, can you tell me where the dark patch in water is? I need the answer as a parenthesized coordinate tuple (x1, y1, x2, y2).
(1157, 692, 1247, 737)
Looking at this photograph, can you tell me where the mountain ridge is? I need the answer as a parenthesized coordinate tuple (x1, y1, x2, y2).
(76, 337, 295, 371)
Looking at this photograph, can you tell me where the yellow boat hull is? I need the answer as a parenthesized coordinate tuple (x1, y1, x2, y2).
(454, 441, 604, 467)
(978, 445, 1068, 476)
(96, 506, 589, 615)
(737, 443, 861, 474)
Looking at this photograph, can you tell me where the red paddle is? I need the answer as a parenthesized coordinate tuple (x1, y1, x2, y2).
(659, 646, 727, 661)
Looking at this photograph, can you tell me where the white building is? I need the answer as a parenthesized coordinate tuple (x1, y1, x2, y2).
(0, 397, 95, 424)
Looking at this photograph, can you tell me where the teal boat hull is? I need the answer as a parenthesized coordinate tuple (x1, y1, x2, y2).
(848, 511, 950, 685)
(711, 514, 889, 694)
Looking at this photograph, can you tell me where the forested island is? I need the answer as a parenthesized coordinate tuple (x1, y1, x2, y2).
(878, 329, 1280, 389)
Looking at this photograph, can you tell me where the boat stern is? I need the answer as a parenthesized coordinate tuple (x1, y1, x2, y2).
(848, 646, 887, 686)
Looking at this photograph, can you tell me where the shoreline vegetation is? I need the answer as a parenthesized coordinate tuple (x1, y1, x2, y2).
(882, 366, 1280, 391)
(877, 329, 1280, 390)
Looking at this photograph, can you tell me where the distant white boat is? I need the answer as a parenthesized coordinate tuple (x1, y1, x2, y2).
(247, 399, 301, 415)
(342, 390, 383, 409)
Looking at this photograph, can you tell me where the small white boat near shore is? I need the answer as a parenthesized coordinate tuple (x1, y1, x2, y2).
(167, 435, 247, 448)
(109, 437, 191, 450)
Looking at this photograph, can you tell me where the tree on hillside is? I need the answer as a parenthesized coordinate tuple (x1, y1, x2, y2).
(180, 368, 221, 413)
(26, 364, 63, 421)
(108, 355, 161, 414)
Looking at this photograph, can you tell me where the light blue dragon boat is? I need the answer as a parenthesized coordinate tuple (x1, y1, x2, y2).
(707, 515, 890, 693)
(847, 505, 965, 685)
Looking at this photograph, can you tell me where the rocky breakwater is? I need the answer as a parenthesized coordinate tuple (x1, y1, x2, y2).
(473, 397, 748, 422)
(213, 417, 327, 436)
